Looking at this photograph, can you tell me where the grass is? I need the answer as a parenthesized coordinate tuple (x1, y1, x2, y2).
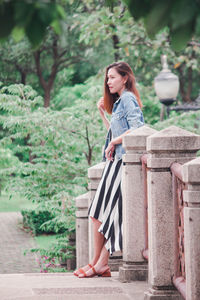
(34, 234, 58, 249)
(0, 190, 61, 269)
(0, 190, 35, 212)
(0, 190, 59, 249)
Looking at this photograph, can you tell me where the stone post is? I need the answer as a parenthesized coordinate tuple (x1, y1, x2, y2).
(119, 125, 157, 282)
(75, 192, 89, 269)
(144, 126, 200, 299)
(182, 157, 200, 300)
(88, 162, 105, 262)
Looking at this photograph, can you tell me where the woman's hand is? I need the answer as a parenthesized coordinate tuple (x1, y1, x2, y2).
(105, 141, 115, 161)
(97, 97, 105, 114)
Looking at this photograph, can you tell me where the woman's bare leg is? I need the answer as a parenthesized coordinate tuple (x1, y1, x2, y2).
(74, 217, 105, 275)
(90, 217, 105, 265)
(78, 246, 110, 277)
(94, 246, 109, 271)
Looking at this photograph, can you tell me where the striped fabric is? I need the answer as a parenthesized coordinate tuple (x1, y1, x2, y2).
(88, 158, 122, 254)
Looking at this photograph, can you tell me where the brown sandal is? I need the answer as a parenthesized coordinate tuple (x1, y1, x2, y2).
(79, 266, 111, 278)
(98, 268, 111, 277)
(73, 263, 93, 277)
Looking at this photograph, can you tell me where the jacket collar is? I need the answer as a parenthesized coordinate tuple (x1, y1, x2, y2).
(114, 89, 127, 105)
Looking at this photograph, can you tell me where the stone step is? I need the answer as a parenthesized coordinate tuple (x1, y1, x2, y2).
(0, 272, 149, 300)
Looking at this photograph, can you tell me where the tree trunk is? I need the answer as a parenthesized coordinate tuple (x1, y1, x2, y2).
(44, 88, 51, 108)
(112, 33, 121, 61)
(109, 2, 121, 62)
(110, 24, 121, 61)
(34, 51, 57, 108)
(21, 71, 26, 85)
(15, 64, 27, 85)
(179, 71, 193, 103)
(177, 50, 195, 103)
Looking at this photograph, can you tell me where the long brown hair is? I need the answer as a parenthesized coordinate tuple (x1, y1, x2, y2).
(103, 61, 142, 114)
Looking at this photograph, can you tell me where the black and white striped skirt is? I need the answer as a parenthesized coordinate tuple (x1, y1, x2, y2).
(88, 158, 122, 254)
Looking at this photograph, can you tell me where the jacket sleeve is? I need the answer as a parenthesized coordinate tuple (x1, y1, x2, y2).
(122, 92, 144, 129)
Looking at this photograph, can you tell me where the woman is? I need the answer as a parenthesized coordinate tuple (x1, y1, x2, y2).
(74, 61, 144, 278)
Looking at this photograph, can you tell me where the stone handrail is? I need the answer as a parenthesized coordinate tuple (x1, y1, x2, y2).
(145, 126, 200, 300)
(75, 125, 200, 300)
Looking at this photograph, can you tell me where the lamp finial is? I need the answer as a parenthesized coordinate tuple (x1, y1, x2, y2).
(161, 55, 170, 72)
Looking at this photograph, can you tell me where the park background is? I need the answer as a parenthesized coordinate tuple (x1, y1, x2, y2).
(0, 0, 199, 272)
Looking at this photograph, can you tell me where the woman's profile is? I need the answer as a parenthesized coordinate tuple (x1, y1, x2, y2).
(74, 61, 144, 278)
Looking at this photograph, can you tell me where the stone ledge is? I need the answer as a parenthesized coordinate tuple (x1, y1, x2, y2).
(123, 125, 157, 151)
(122, 153, 143, 163)
(147, 157, 196, 169)
(183, 190, 200, 204)
(76, 193, 89, 208)
(144, 287, 184, 300)
(182, 157, 200, 183)
(119, 263, 148, 282)
(88, 162, 105, 179)
(147, 126, 200, 152)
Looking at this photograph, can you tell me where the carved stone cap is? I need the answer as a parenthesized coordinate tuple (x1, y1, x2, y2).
(88, 162, 105, 179)
(76, 192, 89, 208)
(147, 126, 200, 152)
(182, 157, 200, 184)
(122, 125, 157, 151)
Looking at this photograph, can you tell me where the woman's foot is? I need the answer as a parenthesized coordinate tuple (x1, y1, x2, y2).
(78, 265, 111, 278)
(73, 263, 93, 277)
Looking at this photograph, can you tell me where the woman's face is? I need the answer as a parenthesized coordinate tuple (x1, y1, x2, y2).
(107, 67, 126, 96)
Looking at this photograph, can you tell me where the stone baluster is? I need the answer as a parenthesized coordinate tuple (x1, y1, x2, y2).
(182, 157, 200, 300)
(75, 192, 89, 269)
(144, 126, 200, 299)
(119, 125, 157, 282)
(88, 162, 105, 262)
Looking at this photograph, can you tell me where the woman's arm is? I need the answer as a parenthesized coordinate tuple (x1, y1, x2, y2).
(105, 129, 131, 160)
(97, 97, 110, 131)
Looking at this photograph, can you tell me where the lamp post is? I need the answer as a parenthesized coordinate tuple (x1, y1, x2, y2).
(154, 55, 180, 118)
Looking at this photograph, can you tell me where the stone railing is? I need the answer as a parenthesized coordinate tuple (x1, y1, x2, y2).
(75, 125, 200, 300)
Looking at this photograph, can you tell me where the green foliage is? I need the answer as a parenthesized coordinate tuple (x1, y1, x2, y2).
(22, 200, 75, 235)
(139, 83, 162, 125)
(0, 81, 106, 251)
(0, 1, 65, 48)
(52, 82, 88, 110)
(76, 2, 200, 103)
(0, 1, 199, 107)
(22, 208, 56, 235)
(153, 110, 200, 135)
(124, 0, 200, 51)
(0, 147, 20, 169)
(0, 148, 20, 191)
(30, 232, 75, 273)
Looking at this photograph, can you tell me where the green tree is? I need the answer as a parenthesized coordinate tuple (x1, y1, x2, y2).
(0, 38, 35, 85)
(0, 79, 106, 201)
(33, 27, 85, 107)
(0, 1, 98, 107)
(78, 1, 200, 103)
(76, 0, 124, 61)
(123, 0, 200, 51)
(0, 28, 86, 107)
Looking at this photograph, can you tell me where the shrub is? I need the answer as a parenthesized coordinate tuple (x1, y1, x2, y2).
(21, 208, 56, 235)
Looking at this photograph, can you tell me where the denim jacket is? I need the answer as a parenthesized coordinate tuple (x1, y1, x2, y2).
(110, 90, 144, 160)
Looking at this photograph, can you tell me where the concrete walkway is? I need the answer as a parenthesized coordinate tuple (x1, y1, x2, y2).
(0, 272, 149, 300)
(0, 212, 149, 299)
(0, 212, 39, 273)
